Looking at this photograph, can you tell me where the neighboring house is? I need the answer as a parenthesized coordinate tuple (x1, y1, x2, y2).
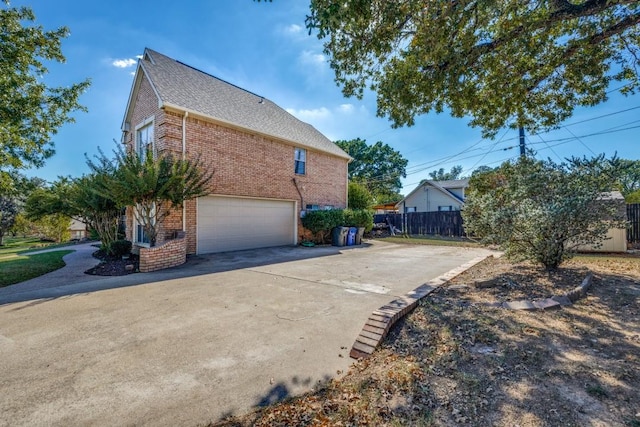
(69, 218, 87, 240)
(120, 48, 350, 255)
(396, 179, 469, 213)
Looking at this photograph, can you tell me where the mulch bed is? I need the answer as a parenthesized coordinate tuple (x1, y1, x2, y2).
(85, 250, 139, 276)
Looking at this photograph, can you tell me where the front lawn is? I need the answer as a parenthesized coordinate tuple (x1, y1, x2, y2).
(0, 237, 75, 287)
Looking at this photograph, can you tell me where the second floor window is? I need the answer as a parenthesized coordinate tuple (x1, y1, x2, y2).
(136, 123, 154, 160)
(294, 147, 306, 175)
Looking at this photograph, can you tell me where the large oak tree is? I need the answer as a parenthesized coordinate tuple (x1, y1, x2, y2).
(305, 0, 640, 137)
(335, 138, 408, 202)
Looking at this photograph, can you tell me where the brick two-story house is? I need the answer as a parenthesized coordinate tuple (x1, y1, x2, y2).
(121, 48, 349, 255)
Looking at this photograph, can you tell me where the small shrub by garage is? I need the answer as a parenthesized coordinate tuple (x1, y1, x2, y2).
(302, 209, 373, 243)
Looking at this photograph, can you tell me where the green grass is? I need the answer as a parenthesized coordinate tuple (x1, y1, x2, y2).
(380, 235, 482, 248)
(0, 237, 77, 287)
(0, 237, 72, 257)
(0, 250, 73, 287)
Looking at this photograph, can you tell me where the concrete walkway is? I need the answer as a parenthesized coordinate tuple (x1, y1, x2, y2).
(0, 241, 496, 426)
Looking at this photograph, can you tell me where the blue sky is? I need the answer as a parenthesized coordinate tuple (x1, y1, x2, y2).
(19, 0, 640, 195)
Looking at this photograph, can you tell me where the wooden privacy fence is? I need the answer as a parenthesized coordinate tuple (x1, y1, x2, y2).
(376, 205, 640, 243)
(629, 203, 640, 244)
(374, 211, 465, 237)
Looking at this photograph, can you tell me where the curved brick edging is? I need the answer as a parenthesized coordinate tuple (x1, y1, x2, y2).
(139, 233, 187, 273)
(349, 254, 494, 360)
(499, 273, 594, 311)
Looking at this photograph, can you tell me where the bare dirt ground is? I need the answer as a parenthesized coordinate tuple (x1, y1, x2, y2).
(212, 253, 640, 427)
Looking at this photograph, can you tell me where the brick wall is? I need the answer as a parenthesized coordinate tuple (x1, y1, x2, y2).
(138, 232, 187, 273)
(124, 73, 349, 255)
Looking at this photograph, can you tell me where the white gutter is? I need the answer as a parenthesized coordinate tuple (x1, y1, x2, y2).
(182, 111, 189, 231)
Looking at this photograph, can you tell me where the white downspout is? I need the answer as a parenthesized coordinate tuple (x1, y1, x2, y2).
(182, 111, 188, 231)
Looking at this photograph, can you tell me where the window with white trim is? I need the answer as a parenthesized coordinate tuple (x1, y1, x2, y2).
(294, 148, 306, 175)
(133, 204, 155, 246)
(136, 122, 154, 160)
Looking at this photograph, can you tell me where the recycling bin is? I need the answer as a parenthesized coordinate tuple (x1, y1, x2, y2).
(347, 227, 357, 246)
(332, 226, 348, 247)
(355, 227, 365, 245)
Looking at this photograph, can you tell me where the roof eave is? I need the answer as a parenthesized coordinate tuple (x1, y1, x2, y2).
(162, 102, 351, 160)
(395, 180, 466, 208)
(120, 54, 163, 133)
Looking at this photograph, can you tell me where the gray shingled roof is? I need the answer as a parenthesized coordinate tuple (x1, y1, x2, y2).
(139, 48, 350, 159)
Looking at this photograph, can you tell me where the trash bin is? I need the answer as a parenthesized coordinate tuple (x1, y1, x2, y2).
(347, 227, 357, 246)
(332, 226, 348, 247)
(355, 227, 365, 245)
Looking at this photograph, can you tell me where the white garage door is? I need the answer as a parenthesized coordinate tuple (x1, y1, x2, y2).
(197, 196, 296, 254)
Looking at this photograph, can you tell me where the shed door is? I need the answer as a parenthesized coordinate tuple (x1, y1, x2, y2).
(197, 196, 296, 254)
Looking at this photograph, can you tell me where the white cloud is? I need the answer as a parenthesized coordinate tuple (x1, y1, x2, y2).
(286, 107, 331, 121)
(299, 50, 325, 67)
(285, 24, 303, 34)
(338, 104, 354, 114)
(111, 58, 137, 68)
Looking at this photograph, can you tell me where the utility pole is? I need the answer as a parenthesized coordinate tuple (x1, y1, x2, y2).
(519, 126, 526, 157)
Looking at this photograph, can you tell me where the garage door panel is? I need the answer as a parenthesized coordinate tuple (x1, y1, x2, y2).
(197, 197, 295, 254)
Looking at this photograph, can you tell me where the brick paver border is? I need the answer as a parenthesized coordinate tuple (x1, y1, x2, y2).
(349, 254, 493, 359)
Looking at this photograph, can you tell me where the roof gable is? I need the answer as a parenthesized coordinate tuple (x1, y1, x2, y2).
(123, 48, 349, 160)
(397, 179, 469, 207)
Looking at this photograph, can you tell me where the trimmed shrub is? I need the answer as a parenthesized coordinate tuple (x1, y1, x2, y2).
(108, 239, 132, 257)
(343, 209, 374, 232)
(301, 209, 345, 243)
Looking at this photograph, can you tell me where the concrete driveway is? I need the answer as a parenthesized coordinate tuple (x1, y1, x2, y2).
(0, 241, 494, 426)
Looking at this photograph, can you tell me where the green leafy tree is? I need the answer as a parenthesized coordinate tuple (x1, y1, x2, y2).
(25, 174, 123, 254)
(90, 147, 213, 247)
(0, 0, 90, 171)
(428, 165, 464, 181)
(335, 138, 407, 201)
(626, 189, 640, 203)
(612, 158, 640, 196)
(0, 195, 18, 245)
(9, 212, 32, 238)
(34, 213, 70, 242)
(305, 0, 640, 137)
(463, 155, 627, 270)
(348, 181, 373, 210)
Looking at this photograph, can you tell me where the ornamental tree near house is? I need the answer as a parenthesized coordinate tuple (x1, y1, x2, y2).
(462, 155, 627, 270)
(89, 147, 213, 248)
(25, 174, 123, 254)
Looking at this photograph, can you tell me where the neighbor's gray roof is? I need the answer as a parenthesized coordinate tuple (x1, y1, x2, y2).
(138, 48, 350, 160)
(430, 179, 470, 189)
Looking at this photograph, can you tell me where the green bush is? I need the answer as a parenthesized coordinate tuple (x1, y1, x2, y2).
(301, 208, 374, 243)
(301, 209, 345, 243)
(108, 239, 132, 257)
(348, 181, 373, 210)
(343, 209, 374, 232)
